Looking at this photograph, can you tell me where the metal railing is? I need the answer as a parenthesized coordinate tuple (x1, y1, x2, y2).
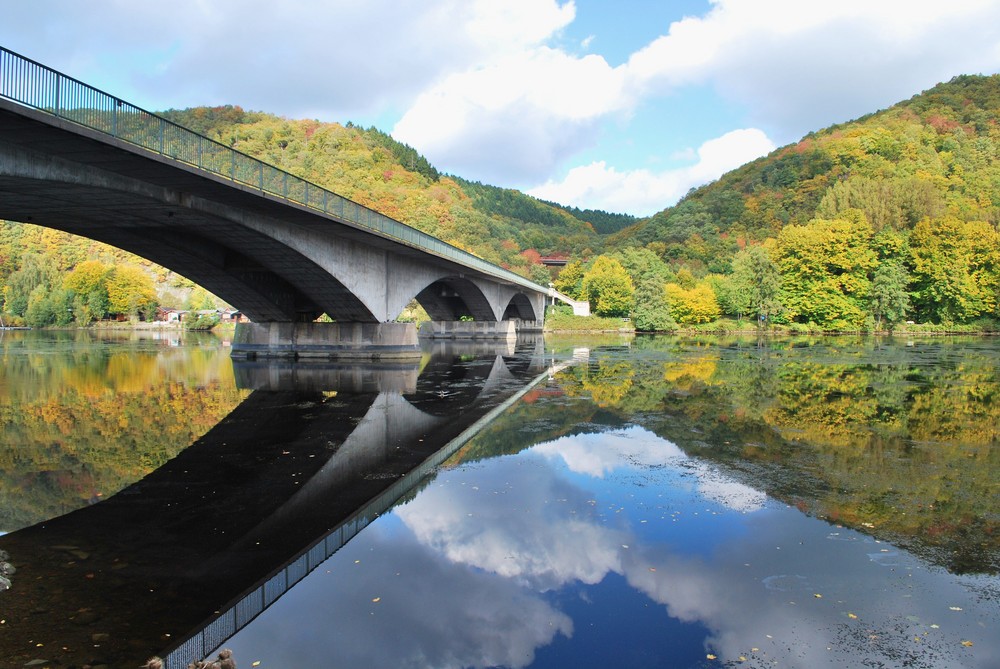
(0, 46, 546, 294)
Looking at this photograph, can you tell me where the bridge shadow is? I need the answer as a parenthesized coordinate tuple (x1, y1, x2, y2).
(0, 337, 556, 669)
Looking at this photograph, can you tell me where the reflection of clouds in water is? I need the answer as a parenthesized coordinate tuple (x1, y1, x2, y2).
(233, 527, 572, 669)
(397, 460, 627, 589)
(535, 426, 766, 512)
(533, 428, 687, 477)
(689, 462, 767, 512)
(397, 427, 997, 667)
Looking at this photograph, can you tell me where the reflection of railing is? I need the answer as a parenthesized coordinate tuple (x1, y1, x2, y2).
(0, 46, 546, 294)
(162, 356, 571, 668)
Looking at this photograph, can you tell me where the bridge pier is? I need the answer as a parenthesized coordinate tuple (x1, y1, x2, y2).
(231, 322, 420, 360)
(419, 320, 518, 340)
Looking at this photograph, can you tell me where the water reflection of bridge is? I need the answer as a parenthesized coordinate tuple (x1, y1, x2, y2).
(0, 338, 576, 669)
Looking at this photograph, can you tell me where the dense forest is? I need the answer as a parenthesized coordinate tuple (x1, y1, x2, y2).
(2, 74, 1000, 331)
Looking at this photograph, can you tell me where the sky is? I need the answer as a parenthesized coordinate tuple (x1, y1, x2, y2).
(3, 0, 1000, 216)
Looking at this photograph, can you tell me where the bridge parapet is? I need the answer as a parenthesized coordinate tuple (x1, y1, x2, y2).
(547, 288, 591, 316)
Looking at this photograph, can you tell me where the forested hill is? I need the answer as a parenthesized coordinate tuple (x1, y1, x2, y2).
(540, 73, 1000, 333)
(616, 74, 1000, 263)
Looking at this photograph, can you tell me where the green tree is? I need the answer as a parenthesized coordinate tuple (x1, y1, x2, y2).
(3, 253, 59, 317)
(24, 285, 55, 327)
(632, 277, 675, 331)
(729, 245, 783, 326)
(870, 260, 910, 331)
(908, 217, 985, 323)
(581, 256, 634, 317)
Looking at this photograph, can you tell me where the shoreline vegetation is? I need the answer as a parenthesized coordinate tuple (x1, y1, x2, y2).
(7, 315, 996, 338)
(541, 310, 1000, 336)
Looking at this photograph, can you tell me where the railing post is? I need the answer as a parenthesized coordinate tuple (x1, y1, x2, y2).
(197, 136, 203, 168)
(112, 101, 118, 137)
(231, 151, 236, 180)
(53, 73, 60, 117)
(259, 163, 264, 192)
(158, 117, 165, 154)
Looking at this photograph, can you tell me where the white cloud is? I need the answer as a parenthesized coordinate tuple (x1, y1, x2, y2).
(528, 128, 775, 215)
(393, 47, 626, 184)
(1, 0, 579, 121)
(625, 0, 1000, 141)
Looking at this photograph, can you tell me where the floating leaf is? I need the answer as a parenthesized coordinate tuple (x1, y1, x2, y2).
(949, 606, 963, 611)
(372, 597, 381, 603)
(252, 663, 261, 668)
(706, 654, 717, 660)
(814, 593, 822, 598)
(961, 640, 974, 647)
(847, 613, 858, 619)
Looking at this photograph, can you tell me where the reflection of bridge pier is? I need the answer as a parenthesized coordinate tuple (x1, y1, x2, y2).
(0, 341, 564, 669)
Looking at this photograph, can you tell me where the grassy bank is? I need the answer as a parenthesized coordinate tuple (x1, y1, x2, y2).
(543, 309, 634, 333)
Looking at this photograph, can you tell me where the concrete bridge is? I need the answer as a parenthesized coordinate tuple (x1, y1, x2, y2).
(0, 46, 583, 357)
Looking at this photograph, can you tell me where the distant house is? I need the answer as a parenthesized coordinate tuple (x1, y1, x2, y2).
(540, 255, 569, 267)
(156, 307, 188, 323)
(155, 307, 248, 324)
(219, 309, 250, 323)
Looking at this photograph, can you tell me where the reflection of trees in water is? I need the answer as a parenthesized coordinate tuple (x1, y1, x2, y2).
(0, 341, 246, 532)
(485, 337, 1000, 574)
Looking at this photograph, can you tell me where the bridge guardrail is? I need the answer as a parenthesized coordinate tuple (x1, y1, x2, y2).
(0, 46, 547, 294)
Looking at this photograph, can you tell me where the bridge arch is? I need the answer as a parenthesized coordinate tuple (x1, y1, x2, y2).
(502, 293, 539, 321)
(413, 277, 496, 322)
(0, 157, 379, 323)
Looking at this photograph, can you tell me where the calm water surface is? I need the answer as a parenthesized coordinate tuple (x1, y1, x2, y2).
(0, 331, 997, 668)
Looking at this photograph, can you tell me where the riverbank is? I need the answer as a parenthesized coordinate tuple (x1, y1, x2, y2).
(543, 312, 1000, 336)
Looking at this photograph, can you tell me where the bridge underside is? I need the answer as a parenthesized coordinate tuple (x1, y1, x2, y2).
(0, 100, 547, 342)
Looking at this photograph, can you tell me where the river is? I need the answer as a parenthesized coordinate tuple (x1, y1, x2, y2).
(0, 330, 997, 668)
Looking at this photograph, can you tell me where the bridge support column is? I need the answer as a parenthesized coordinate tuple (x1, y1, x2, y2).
(232, 322, 420, 360)
(419, 320, 517, 340)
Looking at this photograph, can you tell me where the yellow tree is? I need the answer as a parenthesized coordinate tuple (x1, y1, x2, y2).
(105, 265, 158, 319)
(776, 210, 875, 329)
(665, 282, 720, 324)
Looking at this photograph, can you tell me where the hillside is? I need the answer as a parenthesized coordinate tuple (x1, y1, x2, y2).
(618, 74, 1000, 264)
(554, 74, 999, 331)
